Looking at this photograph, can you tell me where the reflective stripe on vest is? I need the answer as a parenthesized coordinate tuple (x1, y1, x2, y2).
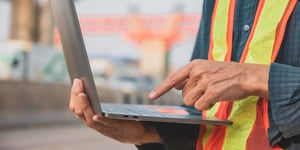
(196, 0, 297, 150)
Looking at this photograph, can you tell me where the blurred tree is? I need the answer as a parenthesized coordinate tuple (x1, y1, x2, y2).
(10, 0, 39, 43)
(38, 0, 54, 45)
(10, 0, 54, 46)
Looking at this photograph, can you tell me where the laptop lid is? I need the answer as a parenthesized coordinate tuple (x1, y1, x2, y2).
(51, 0, 102, 116)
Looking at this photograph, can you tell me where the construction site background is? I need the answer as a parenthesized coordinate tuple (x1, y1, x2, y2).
(0, 0, 202, 149)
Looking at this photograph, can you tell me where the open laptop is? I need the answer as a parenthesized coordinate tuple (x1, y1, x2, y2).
(51, 0, 232, 125)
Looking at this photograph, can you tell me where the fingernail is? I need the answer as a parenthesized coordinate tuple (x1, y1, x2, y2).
(72, 79, 80, 90)
(92, 115, 99, 121)
(149, 91, 156, 99)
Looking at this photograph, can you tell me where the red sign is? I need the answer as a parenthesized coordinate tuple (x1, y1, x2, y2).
(54, 14, 201, 47)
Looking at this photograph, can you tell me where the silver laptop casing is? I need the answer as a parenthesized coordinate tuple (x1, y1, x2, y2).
(51, 0, 232, 125)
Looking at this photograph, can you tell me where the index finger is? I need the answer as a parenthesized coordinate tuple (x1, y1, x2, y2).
(149, 63, 193, 100)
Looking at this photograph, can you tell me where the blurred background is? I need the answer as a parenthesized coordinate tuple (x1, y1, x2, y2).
(0, 0, 202, 149)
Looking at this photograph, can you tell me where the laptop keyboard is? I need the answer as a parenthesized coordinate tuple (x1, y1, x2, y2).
(102, 103, 168, 117)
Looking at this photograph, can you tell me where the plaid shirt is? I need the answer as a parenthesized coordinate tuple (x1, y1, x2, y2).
(138, 0, 300, 149)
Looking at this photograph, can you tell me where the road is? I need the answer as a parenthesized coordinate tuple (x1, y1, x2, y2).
(0, 124, 136, 150)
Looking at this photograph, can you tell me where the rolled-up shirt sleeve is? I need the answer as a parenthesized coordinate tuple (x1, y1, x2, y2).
(268, 63, 300, 148)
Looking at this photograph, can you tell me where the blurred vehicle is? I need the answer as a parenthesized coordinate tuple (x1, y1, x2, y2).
(27, 45, 69, 83)
(0, 41, 28, 80)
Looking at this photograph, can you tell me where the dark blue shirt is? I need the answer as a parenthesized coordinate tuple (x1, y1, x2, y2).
(138, 0, 300, 149)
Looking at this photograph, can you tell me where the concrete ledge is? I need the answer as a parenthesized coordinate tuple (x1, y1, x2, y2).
(0, 111, 78, 130)
(0, 80, 75, 129)
(0, 80, 71, 113)
(0, 80, 183, 129)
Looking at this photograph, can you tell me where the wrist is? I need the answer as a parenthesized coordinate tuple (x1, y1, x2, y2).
(244, 64, 270, 98)
(137, 124, 163, 145)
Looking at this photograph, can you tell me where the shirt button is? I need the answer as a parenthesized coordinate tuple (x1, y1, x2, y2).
(244, 24, 250, 31)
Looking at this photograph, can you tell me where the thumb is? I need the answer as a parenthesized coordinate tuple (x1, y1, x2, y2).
(71, 78, 84, 96)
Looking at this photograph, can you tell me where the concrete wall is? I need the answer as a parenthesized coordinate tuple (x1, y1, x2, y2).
(0, 80, 183, 128)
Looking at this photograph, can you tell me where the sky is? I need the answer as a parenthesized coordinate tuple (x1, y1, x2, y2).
(0, 1, 11, 41)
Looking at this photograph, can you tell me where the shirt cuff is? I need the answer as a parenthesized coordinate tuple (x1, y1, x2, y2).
(268, 63, 300, 147)
(137, 122, 199, 150)
(136, 143, 165, 150)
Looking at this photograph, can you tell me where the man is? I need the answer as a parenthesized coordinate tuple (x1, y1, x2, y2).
(70, 0, 300, 149)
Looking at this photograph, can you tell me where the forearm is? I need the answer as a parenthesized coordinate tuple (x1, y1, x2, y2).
(137, 122, 200, 150)
(138, 124, 163, 145)
(267, 63, 300, 148)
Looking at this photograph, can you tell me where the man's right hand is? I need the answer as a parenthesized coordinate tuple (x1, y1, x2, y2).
(70, 79, 162, 145)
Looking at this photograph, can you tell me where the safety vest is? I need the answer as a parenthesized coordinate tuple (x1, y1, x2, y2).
(196, 0, 297, 150)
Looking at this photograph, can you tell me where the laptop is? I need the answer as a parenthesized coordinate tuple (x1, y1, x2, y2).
(51, 0, 232, 125)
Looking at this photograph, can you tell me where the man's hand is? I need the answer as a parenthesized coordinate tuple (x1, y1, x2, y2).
(149, 59, 270, 111)
(70, 79, 162, 145)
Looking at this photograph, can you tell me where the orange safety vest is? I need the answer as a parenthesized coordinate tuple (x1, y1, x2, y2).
(196, 0, 297, 150)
